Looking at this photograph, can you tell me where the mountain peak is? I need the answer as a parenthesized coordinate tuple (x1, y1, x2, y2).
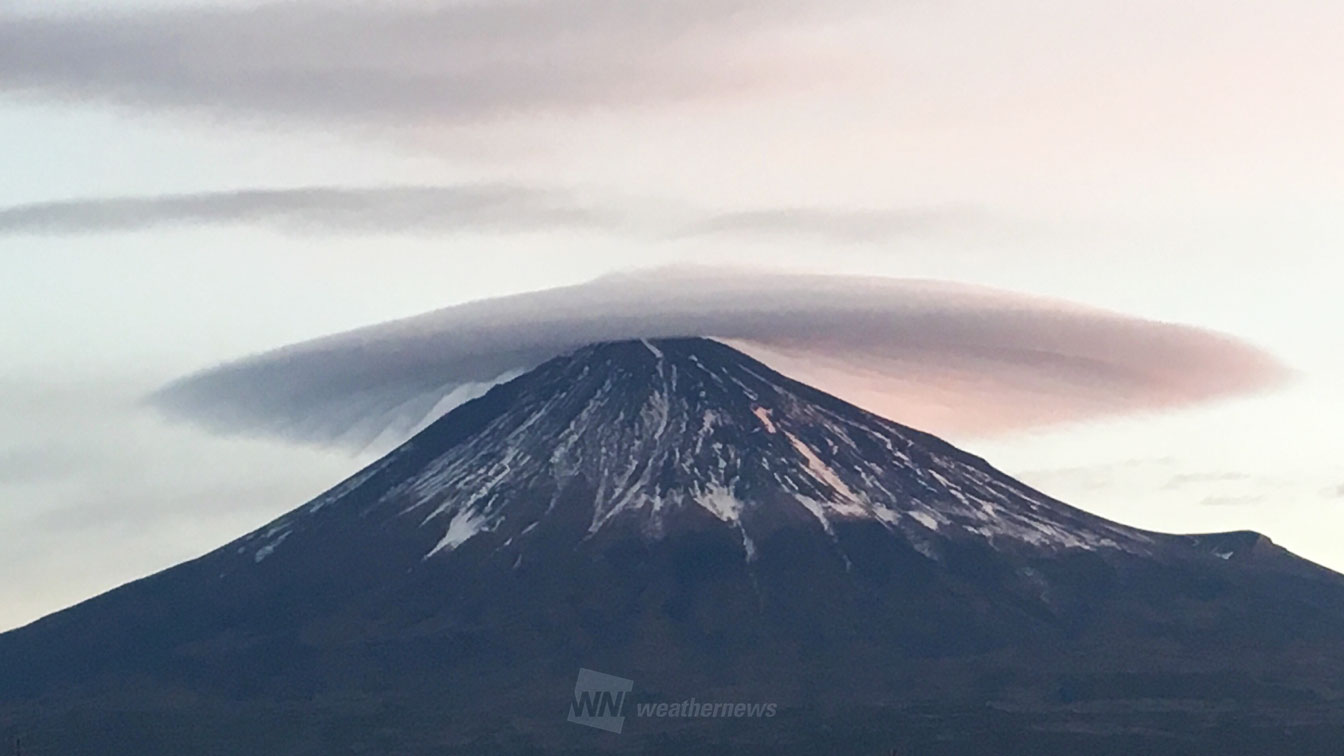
(230, 337, 1152, 572)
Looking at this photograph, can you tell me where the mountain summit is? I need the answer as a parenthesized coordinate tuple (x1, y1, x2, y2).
(4, 338, 1344, 755)
(239, 337, 1150, 572)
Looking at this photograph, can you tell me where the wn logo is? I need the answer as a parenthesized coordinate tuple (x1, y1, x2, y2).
(567, 668, 634, 733)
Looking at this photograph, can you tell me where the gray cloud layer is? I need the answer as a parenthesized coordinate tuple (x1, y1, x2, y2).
(0, 185, 609, 235)
(0, 186, 986, 243)
(674, 207, 990, 243)
(0, 0, 817, 122)
(152, 268, 1288, 450)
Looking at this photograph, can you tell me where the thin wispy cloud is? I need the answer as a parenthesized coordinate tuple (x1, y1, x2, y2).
(0, 185, 611, 236)
(673, 207, 994, 243)
(1163, 472, 1253, 490)
(0, 187, 983, 243)
(1199, 495, 1266, 507)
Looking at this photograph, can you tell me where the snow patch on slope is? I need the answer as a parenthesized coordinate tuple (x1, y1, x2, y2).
(908, 511, 940, 531)
(785, 431, 862, 504)
(426, 508, 491, 558)
(698, 483, 757, 560)
(253, 529, 290, 563)
(753, 406, 778, 434)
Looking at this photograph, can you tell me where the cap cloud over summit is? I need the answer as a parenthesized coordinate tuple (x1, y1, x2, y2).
(151, 269, 1286, 451)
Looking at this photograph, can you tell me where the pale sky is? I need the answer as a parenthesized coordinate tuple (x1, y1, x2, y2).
(1, 0, 1341, 631)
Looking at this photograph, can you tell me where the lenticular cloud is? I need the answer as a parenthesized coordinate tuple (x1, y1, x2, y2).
(151, 268, 1287, 452)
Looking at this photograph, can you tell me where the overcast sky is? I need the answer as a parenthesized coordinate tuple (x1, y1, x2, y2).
(1, 0, 1341, 631)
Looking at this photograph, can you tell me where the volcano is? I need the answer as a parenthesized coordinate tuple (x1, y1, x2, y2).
(4, 338, 1344, 755)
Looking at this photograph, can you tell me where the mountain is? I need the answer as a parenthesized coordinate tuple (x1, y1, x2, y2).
(4, 338, 1344, 755)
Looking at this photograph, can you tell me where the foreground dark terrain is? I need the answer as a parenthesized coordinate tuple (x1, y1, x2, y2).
(3, 338, 1343, 755)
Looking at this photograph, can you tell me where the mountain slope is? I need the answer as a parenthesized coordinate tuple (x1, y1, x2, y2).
(3, 338, 1343, 755)
(238, 337, 1155, 570)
